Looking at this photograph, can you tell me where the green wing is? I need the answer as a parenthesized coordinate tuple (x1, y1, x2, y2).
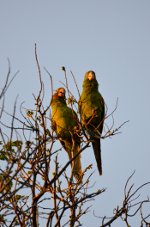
(51, 90, 82, 182)
(79, 71, 105, 175)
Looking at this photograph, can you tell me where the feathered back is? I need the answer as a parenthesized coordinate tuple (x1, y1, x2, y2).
(79, 71, 105, 175)
(50, 87, 82, 182)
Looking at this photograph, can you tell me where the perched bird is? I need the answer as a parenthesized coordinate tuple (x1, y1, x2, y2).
(50, 87, 82, 182)
(79, 71, 105, 175)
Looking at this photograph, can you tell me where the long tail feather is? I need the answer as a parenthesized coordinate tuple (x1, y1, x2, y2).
(92, 138, 102, 175)
(64, 140, 82, 183)
(72, 145, 82, 183)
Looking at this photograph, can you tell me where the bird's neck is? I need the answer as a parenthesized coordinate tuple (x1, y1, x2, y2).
(83, 80, 99, 91)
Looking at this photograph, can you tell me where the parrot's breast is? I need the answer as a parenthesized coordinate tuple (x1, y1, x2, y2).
(80, 91, 104, 126)
(52, 105, 77, 139)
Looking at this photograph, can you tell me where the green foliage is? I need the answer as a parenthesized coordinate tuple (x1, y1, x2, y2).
(0, 172, 13, 193)
(10, 194, 24, 203)
(4, 140, 23, 151)
(0, 215, 5, 224)
(0, 140, 22, 161)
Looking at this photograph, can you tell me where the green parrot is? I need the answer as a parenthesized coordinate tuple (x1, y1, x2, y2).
(79, 71, 105, 175)
(50, 87, 82, 182)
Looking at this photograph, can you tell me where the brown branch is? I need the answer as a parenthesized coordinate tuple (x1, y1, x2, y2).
(98, 171, 150, 226)
(0, 59, 19, 100)
(70, 71, 81, 99)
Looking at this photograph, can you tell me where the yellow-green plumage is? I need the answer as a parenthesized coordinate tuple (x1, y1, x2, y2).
(79, 71, 105, 175)
(51, 88, 82, 182)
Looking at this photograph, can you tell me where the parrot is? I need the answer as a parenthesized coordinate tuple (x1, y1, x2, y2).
(50, 87, 82, 182)
(79, 71, 105, 175)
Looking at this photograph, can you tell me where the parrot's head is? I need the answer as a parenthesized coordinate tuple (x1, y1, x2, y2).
(82, 71, 98, 90)
(86, 71, 96, 81)
(51, 87, 66, 106)
(57, 87, 66, 98)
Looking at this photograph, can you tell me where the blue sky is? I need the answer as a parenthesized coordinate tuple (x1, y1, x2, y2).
(0, 1, 150, 226)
